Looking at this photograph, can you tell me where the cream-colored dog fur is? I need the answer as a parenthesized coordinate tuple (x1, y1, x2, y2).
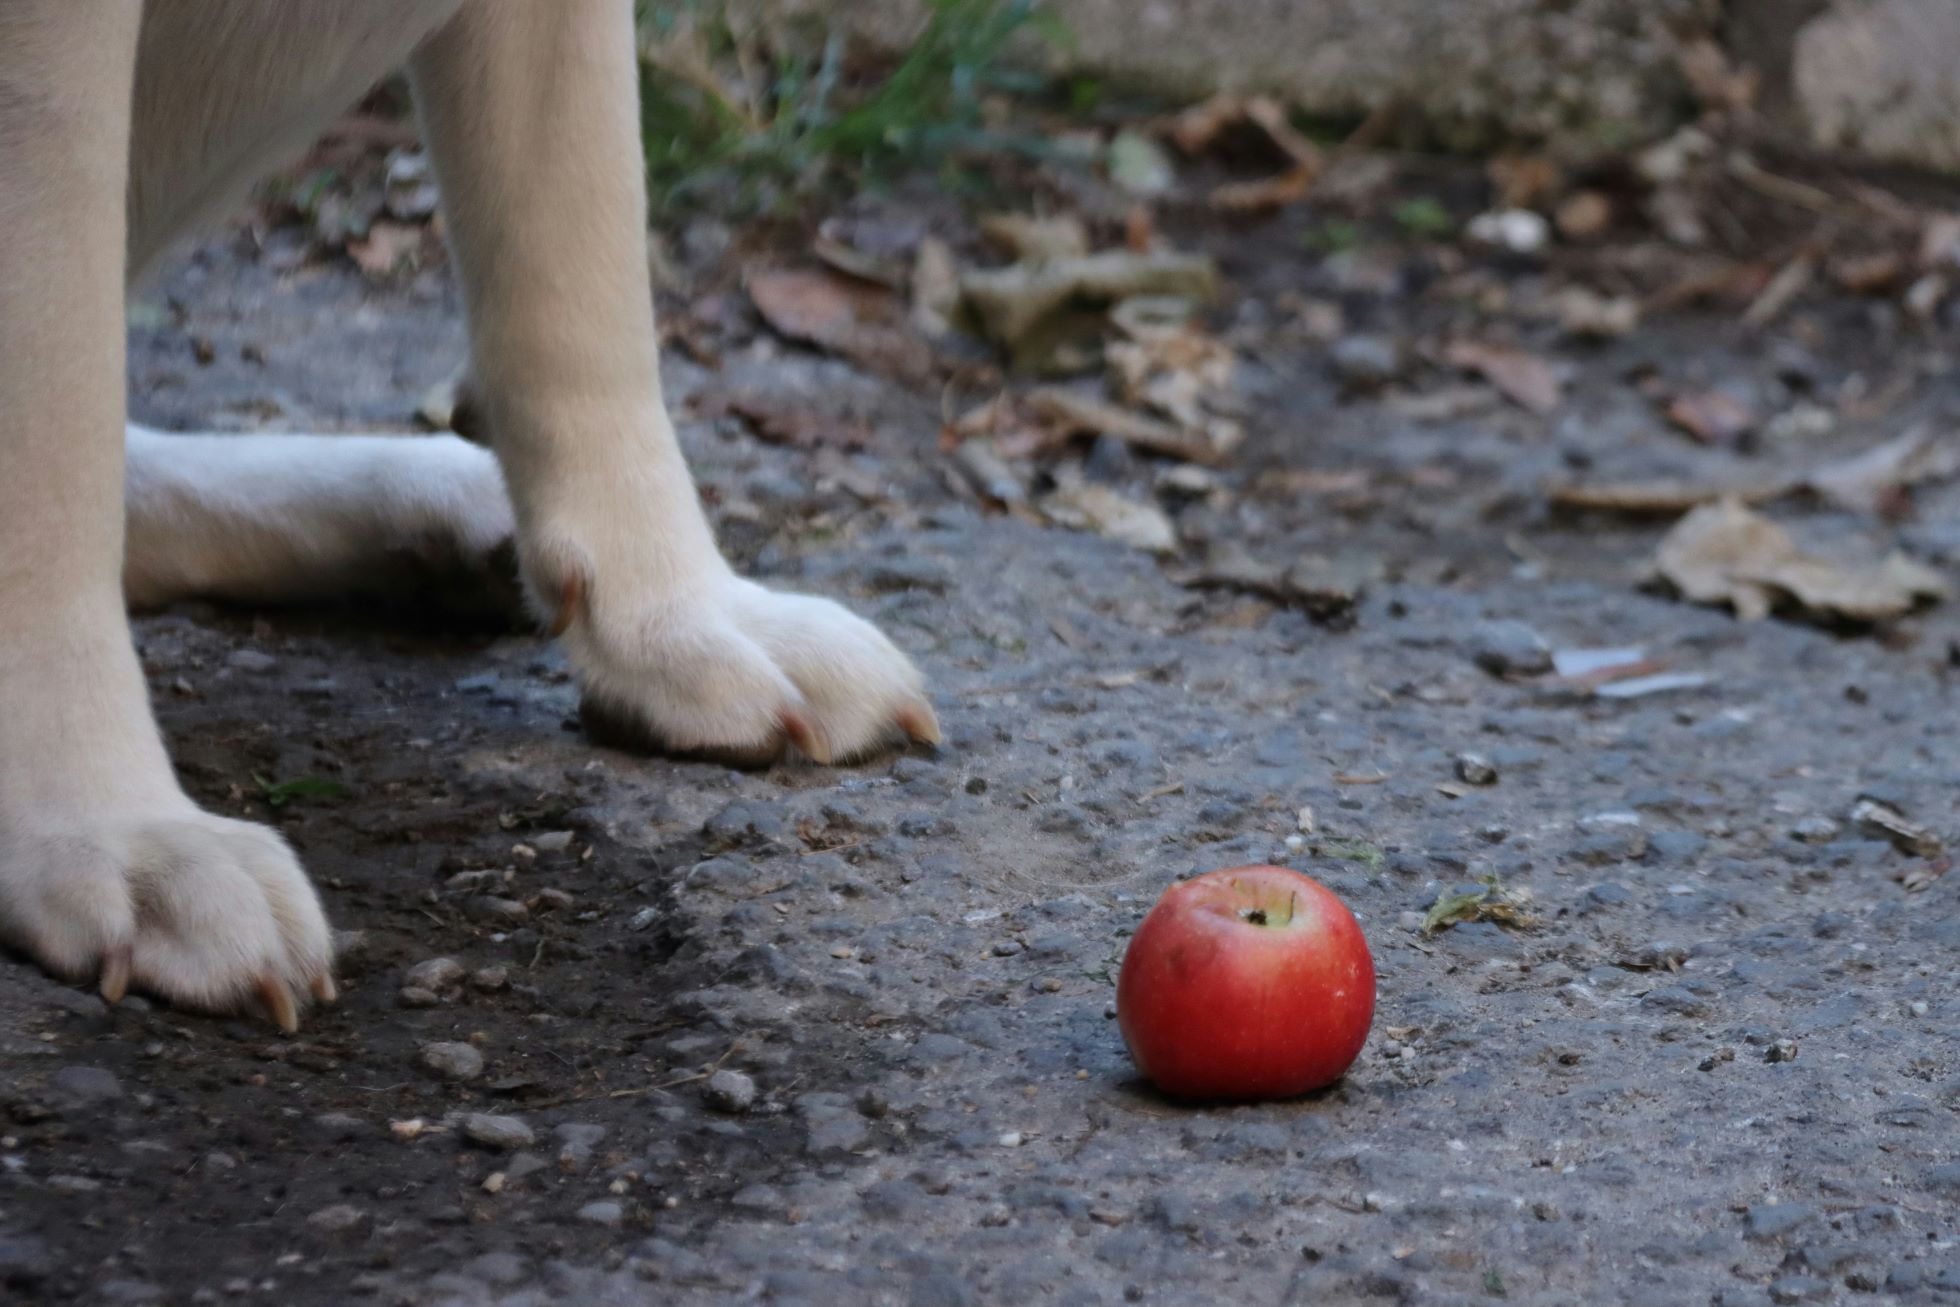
(0, 1, 936, 1031)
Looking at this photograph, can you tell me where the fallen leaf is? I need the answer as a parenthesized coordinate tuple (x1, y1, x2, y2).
(1804, 427, 1960, 516)
(978, 213, 1090, 263)
(1442, 340, 1561, 414)
(1548, 476, 1791, 515)
(1551, 287, 1639, 339)
(347, 221, 423, 279)
(1421, 881, 1537, 935)
(1830, 250, 1907, 294)
(1666, 390, 1758, 446)
(1851, 797, 1943, 857)
(960, 250, 1218, 366)
(1167, 94, 1322, 172)
(1027, 387, 1239, 465)
(1042, 479, 1177, 554)
(1210, 165, 1316, 213)
(694, 388, 871, 451)
(1654, 497, 1947, 624)
(1173, 540, 1364, 625)
(910, 237, 961, 339)
(748, 268, 933, 382)
(1554, 190, 1614, 240)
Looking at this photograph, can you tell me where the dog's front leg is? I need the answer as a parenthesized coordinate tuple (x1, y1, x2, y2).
(0, 4, 331, 1025)
(410, 0, 938, 764)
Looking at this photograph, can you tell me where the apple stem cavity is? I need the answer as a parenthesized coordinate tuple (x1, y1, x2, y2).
(1241, 907, 1269, 926)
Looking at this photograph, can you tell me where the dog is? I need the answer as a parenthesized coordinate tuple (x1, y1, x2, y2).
(0, 1, 937, 1033)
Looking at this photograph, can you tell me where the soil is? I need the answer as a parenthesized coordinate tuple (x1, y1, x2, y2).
(8, 154, 1960, 1307)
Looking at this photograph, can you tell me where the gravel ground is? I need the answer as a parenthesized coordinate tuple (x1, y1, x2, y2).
(7, 186, 1960, 1307)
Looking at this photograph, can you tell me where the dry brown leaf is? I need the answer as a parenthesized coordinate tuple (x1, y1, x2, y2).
(1442, 340, 1561, 415)
(1654, 497, 1947, 623)
(1026, 387, 1239, 465)
(1548, 476, 1791, 515)
(910, 237, 961, 339)
(347, 221, 423, 279)
(1830, 250, 1907, 294)
(1554, 190, 1614, 241)
(1487, 154, 1563, 210)
(978, 213, 1090, 263)
(1210, 165, 1316, 213)
(749, 268, 933, 383)
(960, 250, 1217, 360)
(1804, 428, 1960, 516)
(1665, 390, 1758, 446)
(694, 389, 871, 451)
(1042, 480, 1177, 554)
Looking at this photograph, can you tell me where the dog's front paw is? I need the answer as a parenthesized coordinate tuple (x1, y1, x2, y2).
(562, 572, 938, 766)
(0, 809, 335, 1030)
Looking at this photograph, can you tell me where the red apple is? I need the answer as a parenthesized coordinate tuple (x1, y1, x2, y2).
(1116, 865, 1374, 1101)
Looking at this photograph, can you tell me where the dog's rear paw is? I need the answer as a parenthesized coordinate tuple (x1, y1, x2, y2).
(0, 811, 335, 1030)
(568, 575, 938, 766)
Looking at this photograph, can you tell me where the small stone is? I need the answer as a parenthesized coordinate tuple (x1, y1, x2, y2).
(305, 1204, 372, 1240)
(397, 986, 441, 1009)
(1745, 1203, 1815, 1239)
(1329, 335, 1403, 391)
(992, 940, 1024, 957)
(1765, 1038, 1799, 1064)
(225, 649, 278, 673)
(628, 907, 660, 932)
(1698, 1047, 1735, 1071)
(532, 830, 576, 853)
(0, 1233, 53, 1286)
(466, 895, 529, 925)
(1767, 1275, 1827, 1303)
(311, 1112, 368, 1143)
(554, 1122, 607, 1170)
(462, 1114, 535, 1151)
(1467, 620, 1552, 677)
(704, 1069, 757, 1114)
(405, 957, 466, 992)
(1790, 816, 1839, 843)
(1453, 753, 1498, 786)
(420, 1041, 485, 1082)
(575, 1200, 624, 1227)
(49, 1065, 123, 1106)
(472, 966, 510, 992)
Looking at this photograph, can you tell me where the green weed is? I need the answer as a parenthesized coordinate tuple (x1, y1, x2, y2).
(637, 0, 1065, 214)
(253, 773, 351, 809)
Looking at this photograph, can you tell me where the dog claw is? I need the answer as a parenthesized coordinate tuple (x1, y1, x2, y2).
(896, 700, 942, 748)
(257, 976, 299, 1034)
(311, 973, 338, 1005)
(547, 571, 585, 638)
(779, 708, 832, 765)
(98, 946, 132, 1005)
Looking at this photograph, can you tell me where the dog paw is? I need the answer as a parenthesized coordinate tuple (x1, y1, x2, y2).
(564, 573, 939, 766)
(0, 810, 335, 1030)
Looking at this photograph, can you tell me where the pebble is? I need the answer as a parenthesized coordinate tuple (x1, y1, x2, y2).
(575, 1200, 624, 1227)
(304, 1204, 372, 1240)
(420, 1041, 485, 1082)
(532, 830, 576, 853)
(1329, 335, 1403, 390)
(462, 1114, 535, 1150)
(1745, 1203, 1815, 1239)
(704, 1069, 758, 1113)
(1453, 753, 1498, 786)
(404, 957, 466, 992)
(225, 649, 278, 673)
(398, 987, 440, 1008)
(49, 1065, 122, 1106)
(1790, 816, 1839, 843)
(473, 965, 510, 991)
(466, 895, 529, 925)
(1764, 1039, 1799, 1064)
(1467, 620, 1553, 677)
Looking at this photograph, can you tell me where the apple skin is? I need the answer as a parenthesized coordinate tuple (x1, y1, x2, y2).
(1116, 865, 1375, 1101)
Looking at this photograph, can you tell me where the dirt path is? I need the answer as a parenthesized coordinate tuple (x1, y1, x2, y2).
(6, 183, 1960, 1305)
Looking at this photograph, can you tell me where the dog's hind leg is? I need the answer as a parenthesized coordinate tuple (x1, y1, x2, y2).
(123, 425, 519, 617)
(0, 3, 333, 1027)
